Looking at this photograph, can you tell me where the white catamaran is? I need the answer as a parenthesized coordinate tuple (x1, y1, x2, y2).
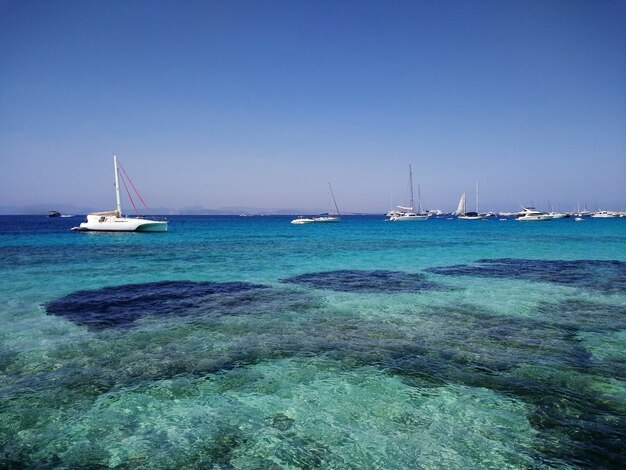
(388, 164, 428, 221)
(72, 155, 168, 232)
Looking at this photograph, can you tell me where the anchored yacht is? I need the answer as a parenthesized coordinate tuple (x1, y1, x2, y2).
(516, 207, 553, 221)
(72, 156, 168, 232)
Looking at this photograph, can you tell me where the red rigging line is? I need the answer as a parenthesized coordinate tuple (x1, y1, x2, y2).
(118, 170, 139, 216)
(117, 159, 155, 218)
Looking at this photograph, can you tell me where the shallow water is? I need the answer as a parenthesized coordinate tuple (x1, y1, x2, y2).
(1, 215, 625, 468)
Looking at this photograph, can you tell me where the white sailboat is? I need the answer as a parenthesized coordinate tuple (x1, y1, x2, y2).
(388, 165, 428, 221)
(291, 183, 341, 224)
(313, 183, 341, 222)
(72, 155, 168, 232)
(457, 181, 487, 220)
(453, 192, 466, 216)
(547, 200, 568, 219)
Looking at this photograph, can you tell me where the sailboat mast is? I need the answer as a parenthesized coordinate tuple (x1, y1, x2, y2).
(409, 164, 414, 211)
(475, 181, 479, 214)
(113, 155, 122, 216)
(328, 183, 340, 215)
(417, 184, 423, 213)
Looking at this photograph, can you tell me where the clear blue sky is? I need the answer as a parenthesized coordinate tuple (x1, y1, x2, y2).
(1, 0, 624, 213)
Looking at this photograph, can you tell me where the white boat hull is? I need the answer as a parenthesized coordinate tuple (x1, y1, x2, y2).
(516, 215, 553, 221)
(389, 214, 428, 221)
(74, 214, 168, 232)
(291, 218, 316, 224)
(291, 216, 340, 224)
(458, 215, 487, 220)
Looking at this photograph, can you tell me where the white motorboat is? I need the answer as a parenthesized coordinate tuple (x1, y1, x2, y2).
(388, 165, 428, 222)
(291, 217, 316, 224)
(72, 155, 168, 232)
(516, 207, 553, 221)
(291, 214, 339, 224)
(591, 210, 618, 218)
(386, 209, 400, 217)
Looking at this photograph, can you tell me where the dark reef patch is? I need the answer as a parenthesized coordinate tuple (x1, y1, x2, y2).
(282, 269, 445, 293)
(425, 258, 626, 293)
(45, 280, 269, 329)
(22, 279, 626, 468)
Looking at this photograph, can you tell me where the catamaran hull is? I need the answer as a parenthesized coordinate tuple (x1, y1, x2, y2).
(74, 223, 168, 232)
(74, 215, 168, 232)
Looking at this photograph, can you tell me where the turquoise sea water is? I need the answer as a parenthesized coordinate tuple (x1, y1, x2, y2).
(1, 215, 625, 468)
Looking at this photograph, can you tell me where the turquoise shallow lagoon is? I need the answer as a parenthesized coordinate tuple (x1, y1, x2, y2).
(1, 215, 625, 468)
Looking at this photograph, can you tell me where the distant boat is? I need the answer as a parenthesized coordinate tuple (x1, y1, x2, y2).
(591, 210, 618, 218)
(456, 182, 487, 220)
(291, 216, 316, 225)
(48, 211, 61, 217)
(546, 200, 568, 219)
(313, 183, 341, 222)
(516, 207, 553, 221)
(575, 204, 593, 217)
(72, 155, 168, 232)
(291, 183, 341, 224)
(388, 165, 428, 221)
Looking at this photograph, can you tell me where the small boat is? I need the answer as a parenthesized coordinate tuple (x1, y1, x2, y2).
(291, 183, 341, 224)
(48, 211, 61, 217)
(291, 217, 316, 224)
(591, 210, 618, 218)
(516, 207, 553, 221)
(574, 217, 583, 222)
(389, 211, 429, 221)
(575, 204, 593, 217)
(290, 214, 338, 224)
(456, 182, 488, 220)
(546, 201, 568, 219)
(312, 215, 340, 223)
(72, 155, 168, 232)
(388, 165, 429, 222)
(314, 183, 341, 222)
